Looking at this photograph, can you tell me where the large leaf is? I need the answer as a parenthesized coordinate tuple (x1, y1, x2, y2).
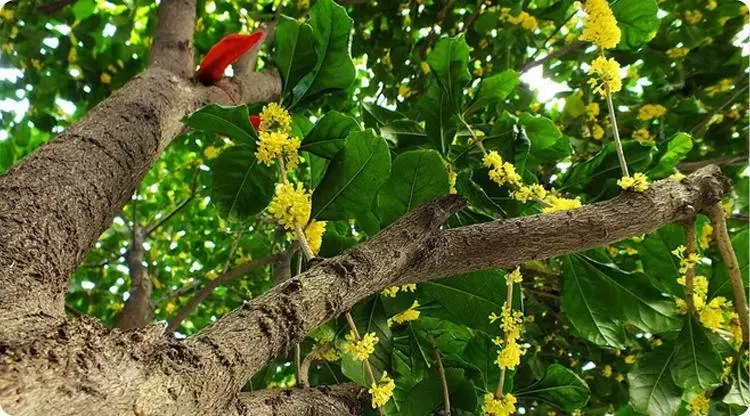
(426, 36, 471, 111)
(362, 102, 408, 127)
(274, 16, 315, 100)
(399, 368, 477, 416)
(638, 223, 685, 296)
(710, 229, 749, 298)
(292, 0, 356, 107)
(376, 149, 450, 227)
(311, 130, 391, 220)
(612, 0, 660, 50)
(422, 269, 508, 335)
(465, 70, 519, 115)
(210, 145, 276, 220)
(628, 348, 681, 416)
(516, 364, 590, 411)
(380, 120, 427, 148)
(518, 112, 570, 167)
(420, 82, 457, 155)
(670, 313, 723, 389)
(301, 111, 360, 159)
(649, 132, 693, 178)
(182, 104, 255, 145)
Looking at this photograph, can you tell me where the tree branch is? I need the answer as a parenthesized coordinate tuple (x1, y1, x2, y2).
(115, 226, 153, 330)
(520, 41, 585, 74)
(167, 253, 282, 331)
(677, 153, 748, 173)
(236, 384, 367, 415)
(150, 0, 197, 78)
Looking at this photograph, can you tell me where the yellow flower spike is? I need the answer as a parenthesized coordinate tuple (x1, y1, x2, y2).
(303, 220, 327, 256)
(483, 151, 522, 187)
(587, 56, 622, 97)
(586, 102, 600, 120)
(542, 195, 582, 213)
(699, 223, 713, 250)
(382, 286, 400, 297)
(255, 131, 301, 169)
(342, 331, 379, 361)
(699, 302, 724, 330)
(579, 0, 621, 49)
(617, 172, 649, 192)
(387, 300, 421, 327)
(483, 393, 517, 416)
(267, 182, 311, 230)
(507, 267, 523, 285)
(591, 124, 604, 140)
(445, 162, 458, 194)
(258, 102, 292, 134)
(637, 104, 667, 121)
(684, 10, 703, 25)
(368, 371, 395, 408)
(510, 184, 547, 203)
(687, 392, 710, 416)
(675, 298, 688, 315)
(401, 283, 417, 292)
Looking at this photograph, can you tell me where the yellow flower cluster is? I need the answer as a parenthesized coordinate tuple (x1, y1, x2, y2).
(684, 10, 703, 25)
(699, 223, 713, 250)
(203, 146, 221, 160)
(483, 393, 517, 416)
(493, 268, 525, 370)
(591, 124, 605, 140)
(617, 172, 650, 192)
(259, 102, 292, 134)
(369, 372, 395, 408)
(500, 8, 538, 30)
(632, 128, 653, 145)
(483, 151, 522, 187)
(268, 182, 311, 230)
(705, 79, 733, 96)
(687, 392, 710, 416)
(637, 104, 667, 121)
(387, 300, 420, 327)
(586, 102, 600, 120)
(579, 0, 621, 49)
(666, 47, 690, 59)
(313, 341, 340, 362)
(706, 0, 717, 10)
(588, 56, 622, 97)
(624, 354, 637, 364)
(381, 283, 417, 297)
(601, 364, 613, 377)
(342, 331, 379, 361)
(256, 131, 301, 169)
(510, 184, 547, 203)
(446, 163, 458, 194)
(303, 220, 327, 256)
(542, 195, 582, 213)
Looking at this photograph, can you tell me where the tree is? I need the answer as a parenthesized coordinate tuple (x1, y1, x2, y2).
(0, 0, 747, 414)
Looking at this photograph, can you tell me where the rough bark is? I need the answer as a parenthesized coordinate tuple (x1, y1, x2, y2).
(236, 384, 367, 415)
(0, 165, 729, 415)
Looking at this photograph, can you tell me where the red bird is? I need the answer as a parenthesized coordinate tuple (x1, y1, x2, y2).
(196, 32, 264, 85)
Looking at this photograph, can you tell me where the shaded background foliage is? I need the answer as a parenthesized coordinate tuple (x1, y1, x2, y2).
(0, 0, 748, 414)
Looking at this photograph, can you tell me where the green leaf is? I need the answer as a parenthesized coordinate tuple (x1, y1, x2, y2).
(342, 297, 393, 386)
(312, 130, 391, 220)
(465, 70, 520, 115)
(376, 149, 450, 227)
(710, 229, 749, 298)
(420, 82, 457, 155)
(649, 132, 693, 178)
(362, 102, 408, 127)
(301, 111, 361, 159)
(670, 313, 723, 389)
(210, 145, 276, 220)
(517, 364, 590, 411)
(183, 104, 255, 146)
(399, 368, 477, 416)
(72, 0, 96, 20)
(460, 333, 499, 391)
(564, 93, 587, 118)
(638, 224, 685, 296)
(518, 113, 570, 167)
(379, 120, 427, 148)
(292, 0, 356, 107)
(274, 16, 315, 100)
(628, 348, 681, 416)
(426, 36, 471, 111)
(422, 270, 508, 334)
(612, 0, 660, 50)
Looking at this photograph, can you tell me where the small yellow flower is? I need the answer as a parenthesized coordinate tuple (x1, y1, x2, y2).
(483, 393, 517, 416)
(624, 354, 637, 364)
(398, 84, 411, 97)
(586, 102, 600, 120)
(483, 151, 522, 187)
(666, 47, 690, 59)
(675, 298, 689, 315)
(687, 392, 710, 416)
(699, 223, 713, 250)
(420, 61, 431, 74)
(258, 102, 292, 134)
(1, 43, 12, 55)
(670, 171, 686, 180)
(489, 312, 500, 323)
(401, 283, 417, 292)
(203, 146, 221, 160)
(587, 56, 622, 97)
(699, 301, 725, 330)
(601, 364, 613, 377)
(496, 340, 523, 369)
(510, 184, 547, 203)
(617, 172, 649, 192)
(382, 286, 400, 297)
(304, 220, 327, 255)
(369, 372, 395, 408)
(543, 195, 582, 213)
(387, 300, 421, 327)
(579, 0, 621, 49)
(342, 331, 379, 361)
(651, 338, 663, 347)
(591, 124, 604, 140)
(684, 10, 703, 25)
(255, 131, 301, 169)
(507, 267, 523, 284)
(705, 78, 733, 96)
(165, 302, 177, 314)
(633, 128, 652, 144)
(267, 182, 311, 230)
(615, 373, 624, 382)
(706, 0, 717, 10)
(446, 163, 457, 194)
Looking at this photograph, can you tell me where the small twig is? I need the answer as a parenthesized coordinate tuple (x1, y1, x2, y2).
(605, 85, 629, 177)
(527, 10, 577, 62)
(429, 336, 451, 416)
(682, 220, 697, 313)
(706, 204, 749, 345)
(678, 154, 748, 173)
(690, 83, 749, 136)
(520, 41, 585, 74)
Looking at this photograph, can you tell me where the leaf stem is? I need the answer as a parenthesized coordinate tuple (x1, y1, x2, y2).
(429, 335, 451, 415)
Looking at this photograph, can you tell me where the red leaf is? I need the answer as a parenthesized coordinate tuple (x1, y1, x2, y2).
(249, 115, 261, 131)
(196, 32, 264, 85)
